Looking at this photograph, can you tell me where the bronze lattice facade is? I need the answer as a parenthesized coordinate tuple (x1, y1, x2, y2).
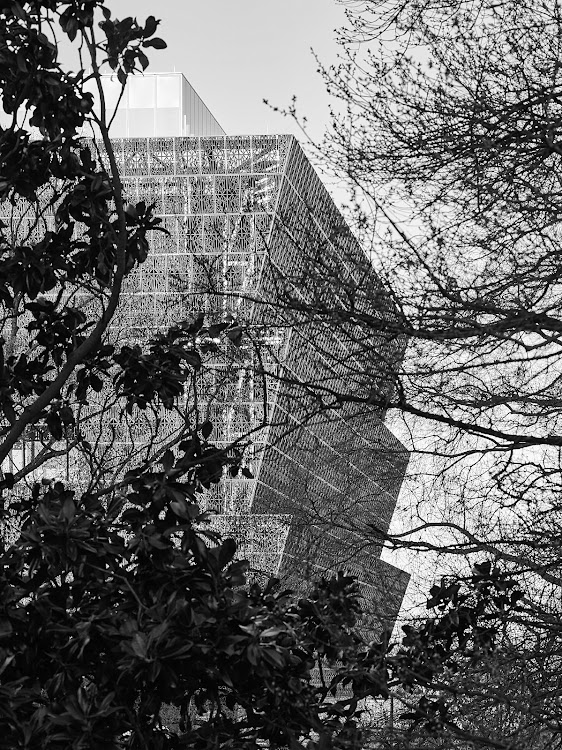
(108, 133, 409, 629)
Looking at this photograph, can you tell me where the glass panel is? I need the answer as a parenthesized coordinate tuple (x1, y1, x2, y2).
(156, 75, 180, 108)
(128, 76, 156, 108)
(129, 108, 155, 137)
(155, 107, 180, 136)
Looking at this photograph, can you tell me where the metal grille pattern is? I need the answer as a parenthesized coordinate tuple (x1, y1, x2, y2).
(112, 136, 292, 577)
(1, 134, 410, 611)
(113, 134, 409, 616)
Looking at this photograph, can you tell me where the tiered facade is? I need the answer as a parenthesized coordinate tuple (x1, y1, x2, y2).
(107, 133, 409, 629)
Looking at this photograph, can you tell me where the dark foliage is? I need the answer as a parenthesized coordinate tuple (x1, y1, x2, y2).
(0, 3, 380, 748)
(0, 433, 373, 749)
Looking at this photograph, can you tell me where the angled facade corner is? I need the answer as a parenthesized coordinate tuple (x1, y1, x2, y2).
(108, 113, 410, 631)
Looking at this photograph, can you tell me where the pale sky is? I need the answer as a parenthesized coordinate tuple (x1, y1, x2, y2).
(109, 0, 347, 141)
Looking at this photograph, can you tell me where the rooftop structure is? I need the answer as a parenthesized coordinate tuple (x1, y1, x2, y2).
(84, 73, 225, 138)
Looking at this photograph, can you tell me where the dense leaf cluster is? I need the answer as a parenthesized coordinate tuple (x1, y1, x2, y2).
(0, 3, 380, 748)
(0, 434, 372, 749)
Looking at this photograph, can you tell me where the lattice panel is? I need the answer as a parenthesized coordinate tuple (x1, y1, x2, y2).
(209, 513, 291, 576)
(238, 139, 410, 619)
(175, 138, 201, 174)
(111, 135, 407, 609)
(200, 479, 255, 514)
(148, 138, 175, 175)
(200, 138, 228, 174)
(123, 138, 149, 175)
(161, 178, 188, 215)
(225, 137, 252, 173)
(105, 135, 290, 178)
